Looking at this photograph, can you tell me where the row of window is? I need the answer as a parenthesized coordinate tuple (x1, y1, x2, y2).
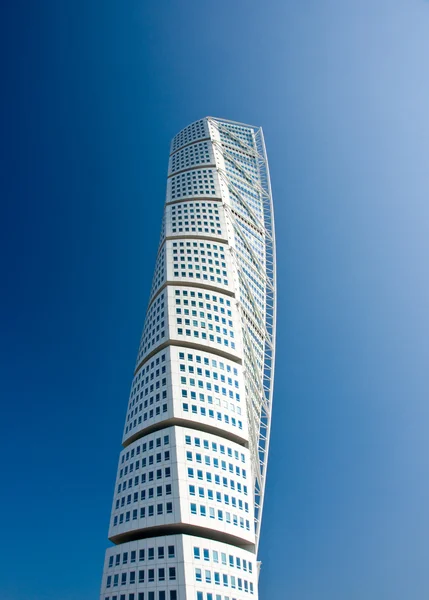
(171, 118, 207, 152)
(182, 403, 243, 430)
(219, 123, 254, 148)
(118, 466, 171, 489)
(171, 203, 219, 215)
(195, 571, 254, 594)
(175, 325, 234, 342)
(189, 503, 250, 531)
(120, 451, 171, 475)
(104, 591, 176, 600)
(121, 435, 170, 464)
(196, 592, 250, 600)
(224, 151, 258, 182)
(108, 546, 175, 567)
(126, 365, 164, 408)
(130, 354, 167, 408)
(116, 484, 172, 509)
(169, 170, 216, 200)
(171, 226, 222, 235)
(150, 247, 166, 299)
(124, 402, 168, 434)
(106, 567, 176, 588)
(103, 591, 251, 600)
(187, 468, 248, 495)
(137, 293, 165, 362)
(186, 452, 245, 475)
(113, 502, 174, 526)
(172, 240, 225, 253)
(169, 140, 211, 172)
(174, 288, 231, 308)
(173, 268, 228, 285)
(180, 376, 240, 401)
(184, 435, 244, 461)
(193, 547, 253, 572)
(189, 486, 248, 513)
(126, 393, 168, 425)
(178, 352, 238, 374)
(133, 353, 167, 386)
(129, 369, 167, 405)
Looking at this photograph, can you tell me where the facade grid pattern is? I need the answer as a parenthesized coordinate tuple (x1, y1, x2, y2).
(100, 117, 276, 600)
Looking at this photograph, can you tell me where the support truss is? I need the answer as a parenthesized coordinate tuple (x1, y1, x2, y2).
(208, 118, 277, 552)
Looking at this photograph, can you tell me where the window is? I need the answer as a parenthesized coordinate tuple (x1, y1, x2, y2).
(168, 545, 175, 558)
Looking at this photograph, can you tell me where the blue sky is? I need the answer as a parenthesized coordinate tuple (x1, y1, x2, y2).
(1, 1, 428, 598)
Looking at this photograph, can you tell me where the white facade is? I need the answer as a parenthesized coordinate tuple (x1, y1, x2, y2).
(100, 118, 276, 600)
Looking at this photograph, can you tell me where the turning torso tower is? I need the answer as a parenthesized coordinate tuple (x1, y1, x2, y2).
(100, 117, 276, 600)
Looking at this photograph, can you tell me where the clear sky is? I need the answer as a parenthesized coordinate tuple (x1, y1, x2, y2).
(1, 1, 428, 599)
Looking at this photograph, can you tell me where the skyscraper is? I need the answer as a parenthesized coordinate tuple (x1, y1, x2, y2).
(100, 117, 276, 600)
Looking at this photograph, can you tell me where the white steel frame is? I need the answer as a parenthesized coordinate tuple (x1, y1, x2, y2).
(208, 118, 276, 550)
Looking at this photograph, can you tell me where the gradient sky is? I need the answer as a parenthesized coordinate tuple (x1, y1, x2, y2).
(1, 1, 428, 599)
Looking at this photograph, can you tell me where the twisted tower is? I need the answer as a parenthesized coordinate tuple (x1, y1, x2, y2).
(100, 117, 276, 600)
